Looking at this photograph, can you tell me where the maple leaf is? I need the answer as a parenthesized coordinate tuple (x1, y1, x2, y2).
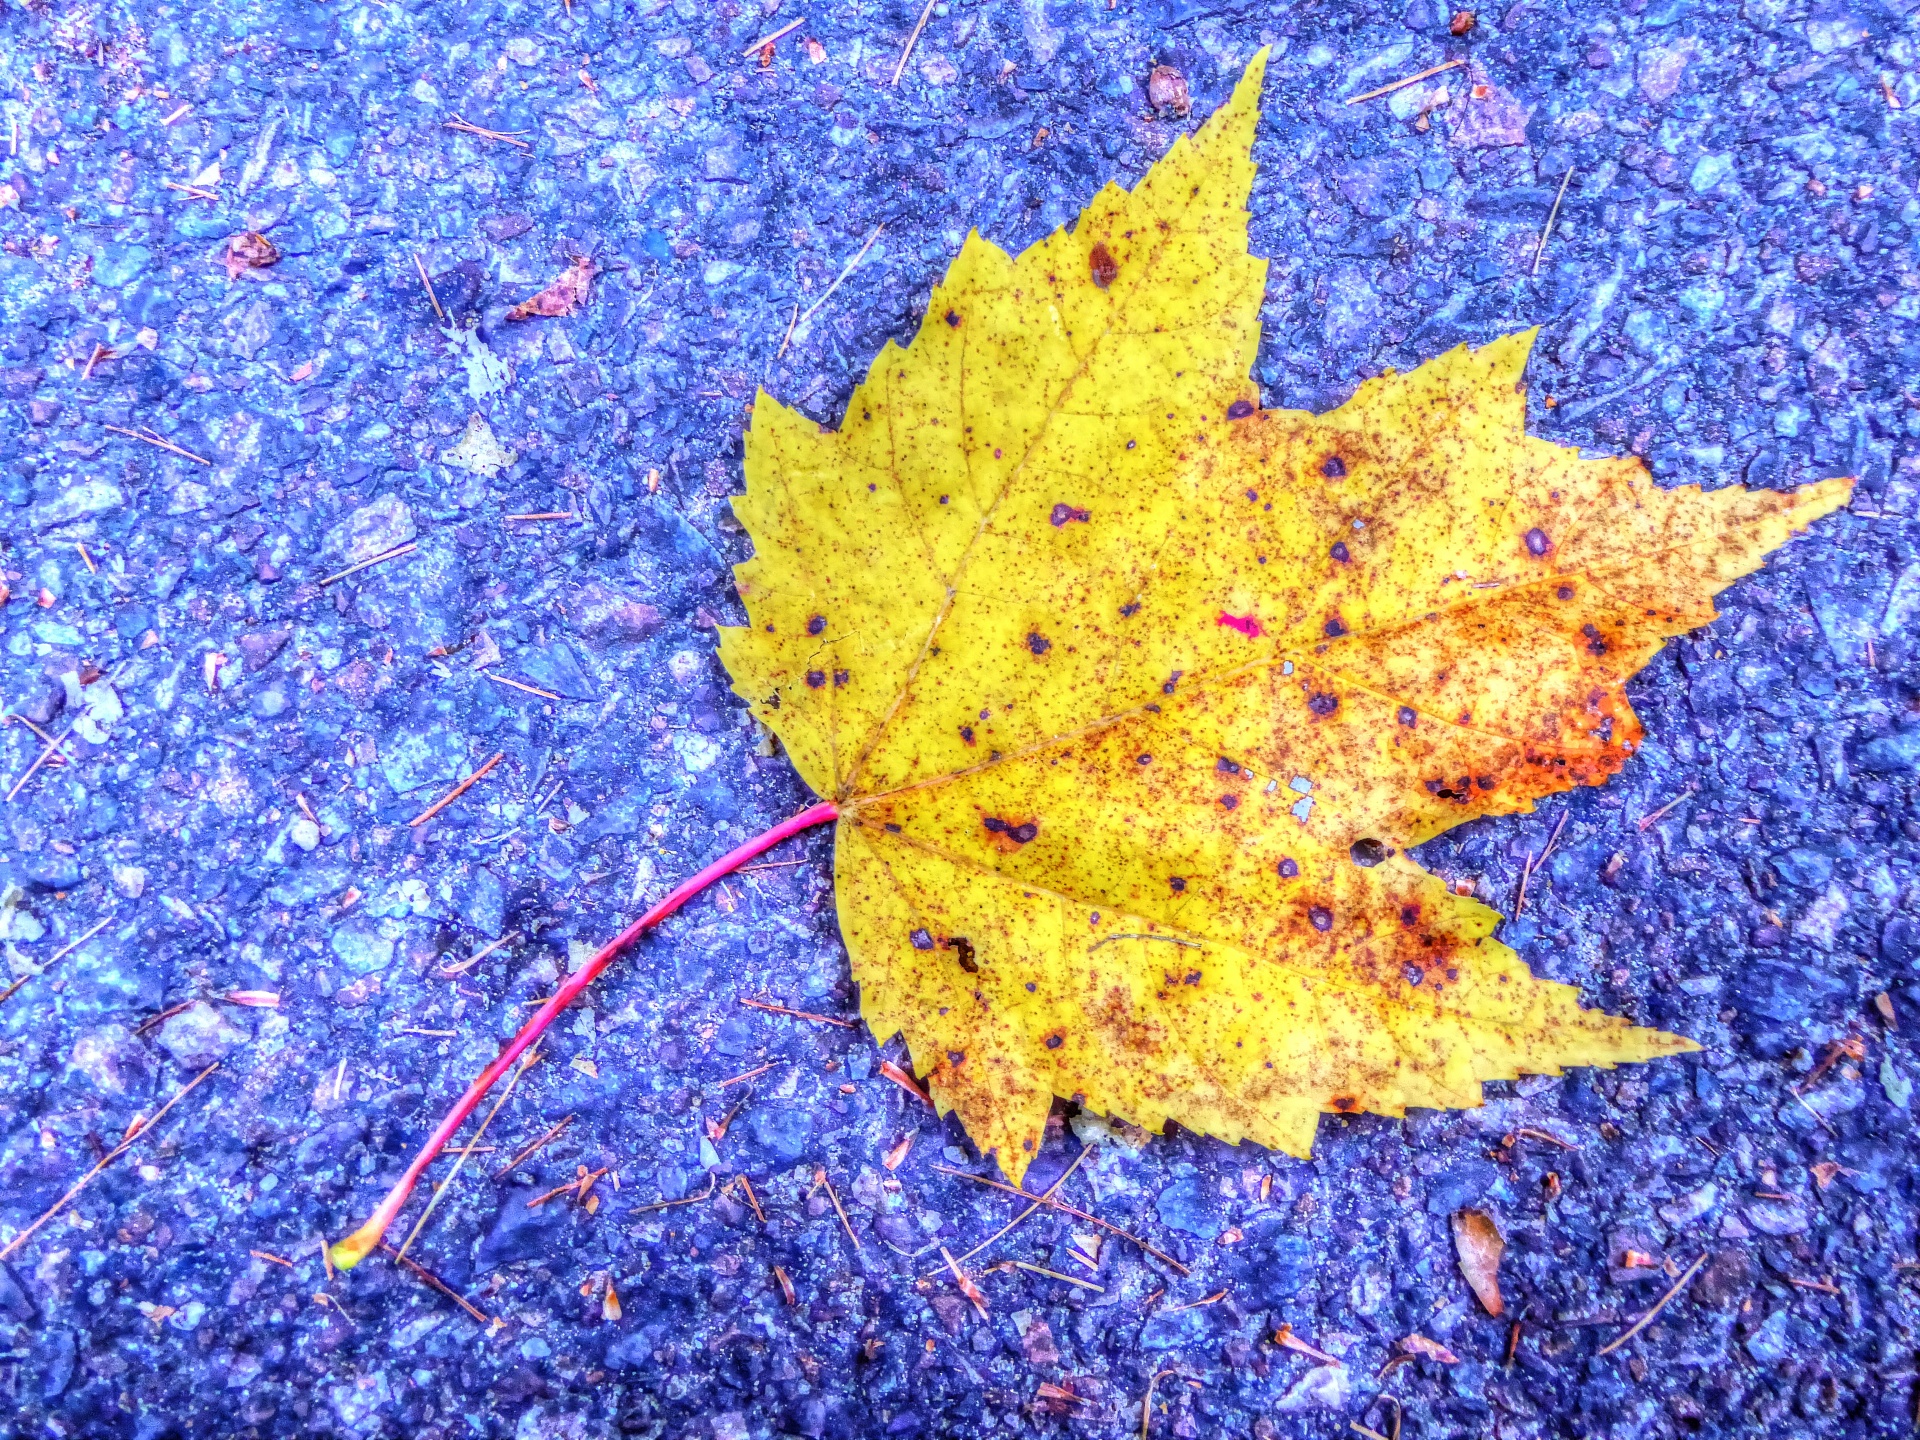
(718, 50, 1851, 1184)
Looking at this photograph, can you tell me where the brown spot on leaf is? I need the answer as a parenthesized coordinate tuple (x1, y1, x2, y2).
(1089, 241, 1119, 289)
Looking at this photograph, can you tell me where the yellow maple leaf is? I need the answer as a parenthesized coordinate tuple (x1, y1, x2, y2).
(718, 51, 1850, 1184)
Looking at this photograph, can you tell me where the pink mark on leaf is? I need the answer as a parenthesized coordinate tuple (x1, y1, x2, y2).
(1217, 612, 1263, 638)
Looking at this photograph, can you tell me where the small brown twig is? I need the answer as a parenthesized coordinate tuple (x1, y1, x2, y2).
(486, 673, 563, 703)
(1532, 166, 1575, 277)
(319, 542, 417, 588)
(817, 1168, 862, 1252)
(1140, 1367, 1180, 1440)
(81, 343, 107, 381)
(0, 1063, 219, 1261)
(5, 715, 80, 804)
(439, 932, 518, 979)
(739, 996, 855, 1028)
(738, 1174, 767, 1224)
(1514, 1127, 1578, 1150)
(1789, 1090, 1836, 1135)
(934, 1165, 1191, 1276)
(0, 916, 111, 1007)
(939, 1146, 1090, 1271)
(103, 423, 211, 464)
(1514, 850, 1534, 916)
(1787, 1275, 1842, 1297)
(394, 1046, 539, 1263)
(715, 1061, 782, 1089)
(408, 751, 505, 828)
(1596, 1252, 1707, 1355)
(1344, 58, 1465, 105)
(1536, 810, 1570, 869)
(492, 1114, 576, 1177)
(781, 224, 883, 358)
(628, 1174, 717, 1215)
(1162, 1288, 1228, 1313)
(1795, 1034, 1866, 1094)
(444, 115, 531, 149)
(890, 0, 938, 86)
(413, 252, 446, 322)
(740, 16, 804, 57)
(379, 1243, 494, 1324)
(5, 713, 72, 764)
(1518, 811, 1571, 912)
(133, 999, 196, 1036)
(527, 1166, 607, 1209)
(1637, 786, 1694, 832)
(1005, 1259, 1103, 1292)
(504, 511, 574, 522)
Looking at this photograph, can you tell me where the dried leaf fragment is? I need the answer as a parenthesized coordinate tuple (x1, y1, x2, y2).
(1398, 1333, 1459, 1365)
(443, 414, 517, 479)
(1450, 1208, 1506, 1316)
(1147, 65, 1191, 117)
(506, 254, 595, 320)
(223, 231, 278, 281)
(719, 50, 1852, 1185)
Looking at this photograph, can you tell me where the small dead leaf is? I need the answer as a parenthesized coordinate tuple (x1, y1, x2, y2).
(290, 360, 315, 383)
(882, 1131, 916, 1170)
(1147, 65, 1191, 117)
(506, 255, 596, 321)
(1273, 1322, 1342, 1365)
(223, 231, 279, 281)
(1398, 1333, 1459, 1364)
(1450, 1208, 1505, 1316)
(602, 1280, 622, 1321)
(443, 414, 517, 479)
(1810, 1161, 1844, 1190)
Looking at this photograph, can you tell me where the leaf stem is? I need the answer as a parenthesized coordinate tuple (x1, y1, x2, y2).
(328, 800, 840, 1270)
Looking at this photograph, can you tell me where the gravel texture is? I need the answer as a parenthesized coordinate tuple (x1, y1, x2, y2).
(2, 0, 1918, 1436)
